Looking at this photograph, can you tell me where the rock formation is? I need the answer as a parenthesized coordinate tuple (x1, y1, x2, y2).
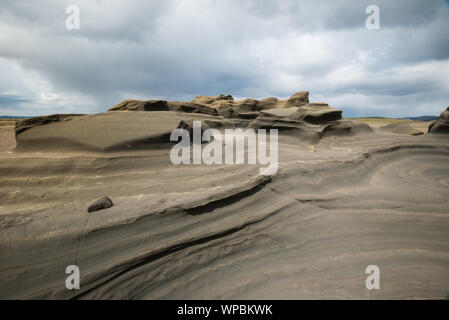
(13, 90, 371, 151)
(428, 107, 449, 134)
(108, 90, 313, 120)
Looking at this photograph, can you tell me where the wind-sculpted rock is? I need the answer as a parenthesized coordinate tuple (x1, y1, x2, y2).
(428, 107, 449, 134)
(14, 91, 373, 153)
(107, 91, 315, 121)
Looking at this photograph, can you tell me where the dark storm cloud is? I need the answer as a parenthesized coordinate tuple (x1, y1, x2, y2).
(0, 0, 448, 117)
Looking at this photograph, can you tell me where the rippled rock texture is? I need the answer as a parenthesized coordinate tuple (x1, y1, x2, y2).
(0, 94, 448, 299)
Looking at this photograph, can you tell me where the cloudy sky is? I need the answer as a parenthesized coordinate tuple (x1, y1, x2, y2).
(0, 0, 448, 117)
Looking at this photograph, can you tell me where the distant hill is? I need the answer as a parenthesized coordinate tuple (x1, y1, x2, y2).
(0, 116, 29, 119)
(399, 116, 438, 121)
(350, 116, 438, 121)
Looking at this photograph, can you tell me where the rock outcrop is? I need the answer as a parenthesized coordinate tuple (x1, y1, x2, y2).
(106, 91, 340, 125)
(428, 107, 449, 134)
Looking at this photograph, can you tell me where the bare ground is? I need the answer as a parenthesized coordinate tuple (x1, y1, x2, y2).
(0, 125, 15, 152)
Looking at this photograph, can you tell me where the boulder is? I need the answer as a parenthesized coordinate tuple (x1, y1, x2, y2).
(88, 196, 113, 213)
